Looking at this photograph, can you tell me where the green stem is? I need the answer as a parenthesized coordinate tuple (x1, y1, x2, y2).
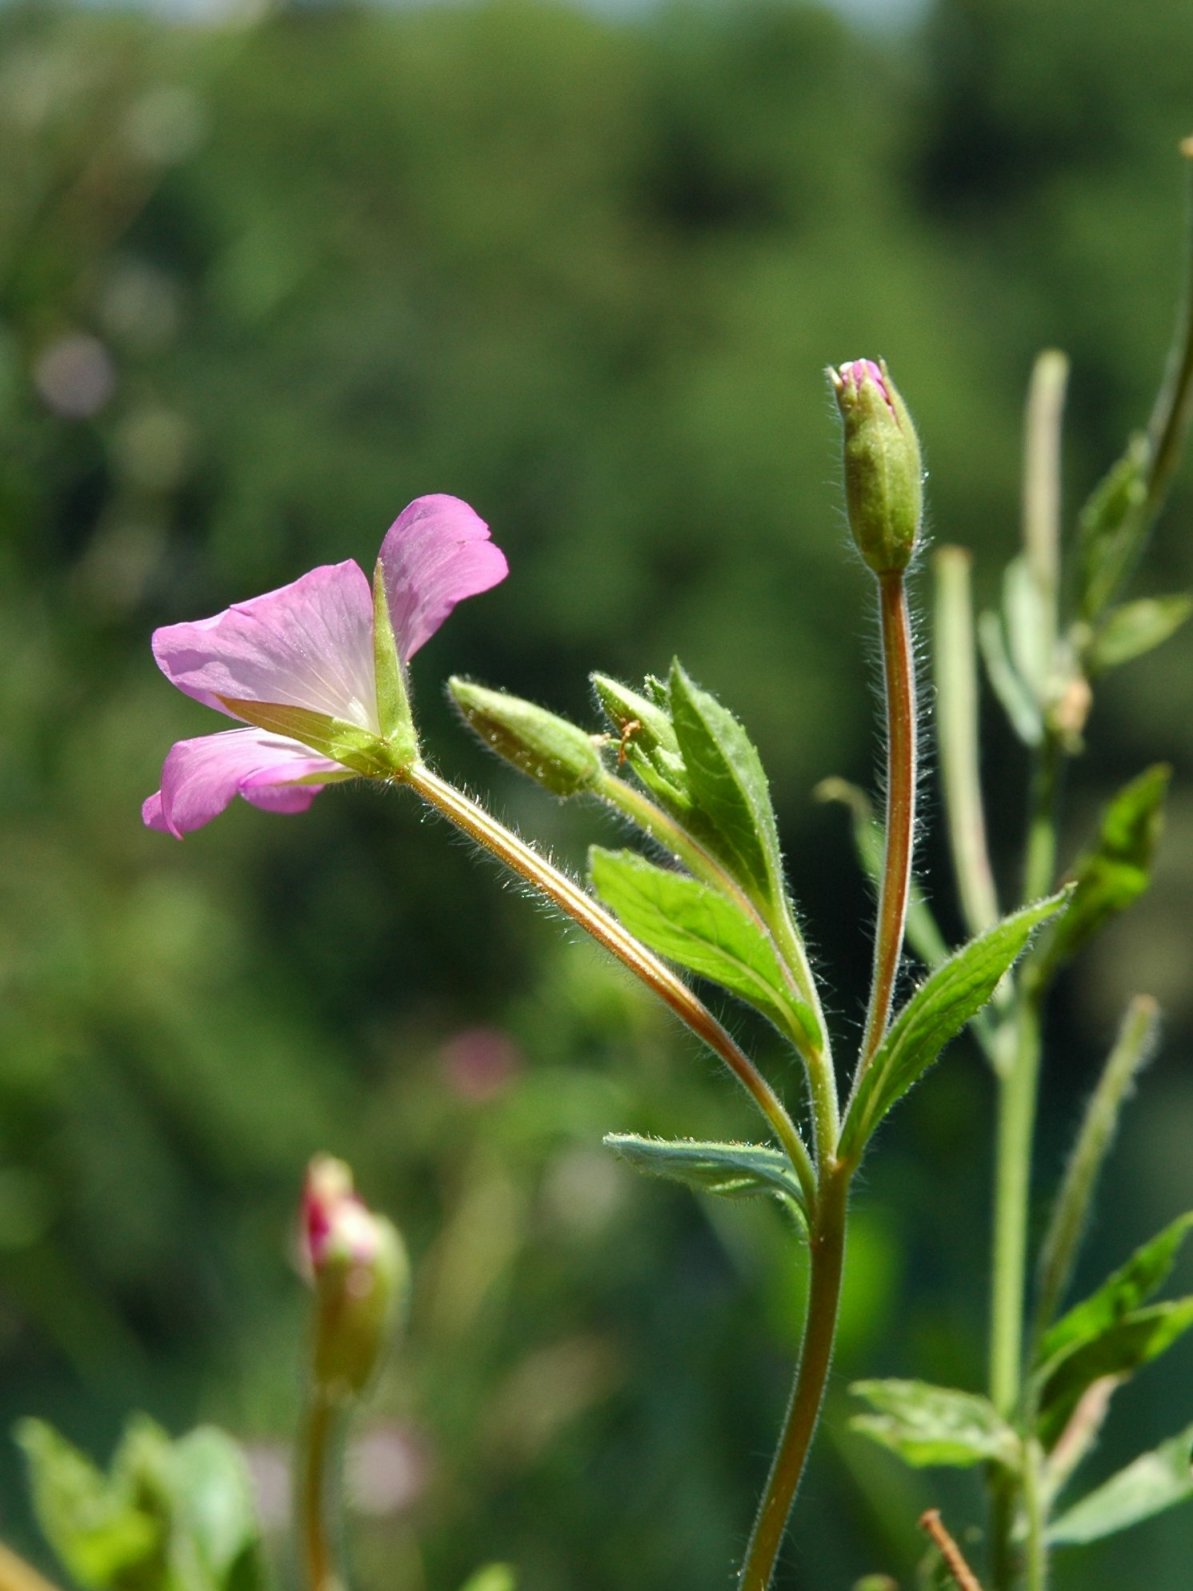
(598, 768, 839, 1158)
(934, 547, 1000, 938)
(858, 571, 917, 1073)
(1022, 1438, 1048, 1591)
(737, 1161, 851, 1591)
(300, 1391, 343, 1591)
(401, 760, 817, 1209)
(1022, 732, 1061, 907)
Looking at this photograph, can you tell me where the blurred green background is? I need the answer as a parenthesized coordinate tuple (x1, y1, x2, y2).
(2, 0, 1192, 1585)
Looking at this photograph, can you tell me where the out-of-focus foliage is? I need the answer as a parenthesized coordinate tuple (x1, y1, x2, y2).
(1, 1, 1191, 1587)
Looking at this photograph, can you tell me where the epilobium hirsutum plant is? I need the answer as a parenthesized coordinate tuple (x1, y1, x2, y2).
(18, 149, 1193, 1591)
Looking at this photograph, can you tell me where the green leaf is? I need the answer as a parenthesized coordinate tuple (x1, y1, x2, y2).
(667, 661, 784, 904)
(1034, 765, 1169, 984)
(1037, 1298, 1193, 1449)
(457, 1568, 517, 1591)
(1076, 436, 1150, 622)
(840, 891, 1070, 1162)
(16, 1417, 269, 1591)
(1002, 556, 1051, 704)
(1035, 997, 1160, 1337)
(1085, 594, 1193, 673)
(1036, 1212, 1193, 1373)
(16, 1417, 166, 1590)
(169, 1428, 270, 1591)
(604, 1133, 808, 1222)
(978, 606, 1043, 746)
(849, 1380, 1021, 1471)
(1047, 1422, 1193, 1545)
(590, 672, 691, 812)
(588, 847, 815, 1047)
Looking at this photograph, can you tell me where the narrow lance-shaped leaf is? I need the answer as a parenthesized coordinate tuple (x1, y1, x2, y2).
(1003, 555, 1052, 707)
(840, 891, 1070, 1162)
(604, 1133, 809, 1224)
(1034, 995, 1160, 1338)
(1076, 437, 1150, 623)
(1033, 765, 1169, 987)
(589, 847, 817, 1049)
(1047, 1422, 1193, 1546)
(1036, 1211, 1193, 1374)
(1084, 594, 1193, 674)
(667, 660, 785, 907)
(1034, 1212, 1193, 1449)
(978, 605, 1043, 746)
(849, 1380, 1021, 1471)
(1036, 1297, 1193, 1450)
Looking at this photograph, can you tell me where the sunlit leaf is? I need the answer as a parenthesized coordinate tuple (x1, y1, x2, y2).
(667, 661, 784, 906)
(15, 1416, 268, 1591)
(840, 892, 1069, 1161)
(16, 1418, 165, 1591)
(457, 1567, 518, 1591)
(849, 1380, 1020, 1470)
(588, 847, 816, 1047)
(1047, 1422, 1193, 1545)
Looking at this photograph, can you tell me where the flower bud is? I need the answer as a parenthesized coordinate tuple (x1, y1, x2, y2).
(302, 1156, 409, 1403)
(449, 678, 603, 797)
(829, 358, 923, 575)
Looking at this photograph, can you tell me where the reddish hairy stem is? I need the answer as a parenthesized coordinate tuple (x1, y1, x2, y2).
(859, 572, 917, 1072)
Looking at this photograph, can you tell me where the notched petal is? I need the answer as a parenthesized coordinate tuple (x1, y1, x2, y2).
(379, 495, 508, 660)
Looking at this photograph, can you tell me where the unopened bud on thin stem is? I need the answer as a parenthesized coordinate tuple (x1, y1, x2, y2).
(302, 1156, 408, 1403)
(829, 358, 923, 575)
(450, 678, 604, 796)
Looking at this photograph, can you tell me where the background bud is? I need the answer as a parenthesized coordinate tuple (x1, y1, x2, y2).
(450, 678, 603, 796)
(829, 358, 923, 575)
(302, 1156, 409, 1403)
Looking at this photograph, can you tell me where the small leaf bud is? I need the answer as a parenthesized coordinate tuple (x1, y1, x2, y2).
(302, 1156, 409, 1403)
(829, 358, 923, 575)
(590, 673, 679, 756)
(449, 678, 603, 796)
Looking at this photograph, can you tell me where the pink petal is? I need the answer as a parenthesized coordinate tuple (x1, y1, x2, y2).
(379, 495, 507, 660)
(143, 728, 344, 837)
(152, 561, 378, 730)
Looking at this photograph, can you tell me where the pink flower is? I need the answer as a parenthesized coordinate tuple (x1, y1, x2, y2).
(144, 495, 506, 836)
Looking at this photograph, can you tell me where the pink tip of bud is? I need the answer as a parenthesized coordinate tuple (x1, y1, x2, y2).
(832, 358, 892, 409)
(303, 1155, 365, 1274)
